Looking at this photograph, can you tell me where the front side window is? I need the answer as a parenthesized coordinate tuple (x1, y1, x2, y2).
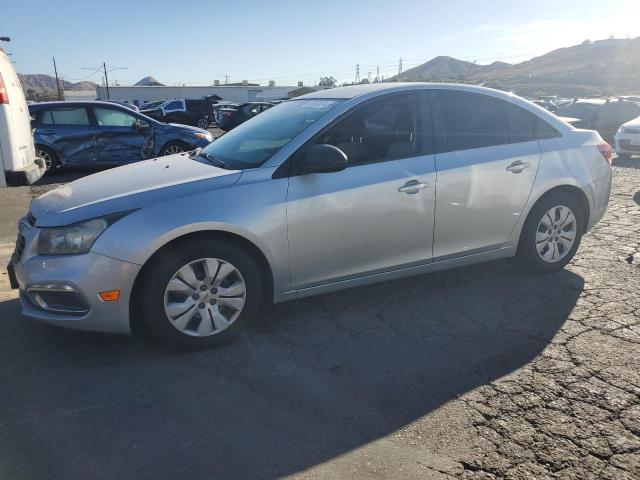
(39, 107, 90, 126)
(200, 99, 344, 169)
(94, 107, 137, 127)
(436, 91, 509, 152)
(315, 93, 421, 166)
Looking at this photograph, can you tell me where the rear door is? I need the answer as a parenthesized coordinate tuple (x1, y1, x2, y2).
(286, 92, 437, 289)
(429, 90, 541, 259)
(162, 100, 186, 124)
(93, 106, 150, 163)
(34, 106, 98, 165)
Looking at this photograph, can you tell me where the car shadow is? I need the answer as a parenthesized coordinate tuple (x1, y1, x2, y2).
(613, 155, 640, 169)
(0, 260, 583, 479)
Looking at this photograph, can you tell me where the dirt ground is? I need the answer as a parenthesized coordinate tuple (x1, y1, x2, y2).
(0, 156, 638, 480)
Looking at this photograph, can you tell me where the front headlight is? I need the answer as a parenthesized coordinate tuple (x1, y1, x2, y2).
(193, 132, 213, 141)
(37, 212, 132, 255)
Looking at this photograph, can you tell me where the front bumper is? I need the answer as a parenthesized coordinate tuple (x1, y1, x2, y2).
(12, 250, 140, 334)
(5, 158, 46, 186)
(614, 133, 640, 155)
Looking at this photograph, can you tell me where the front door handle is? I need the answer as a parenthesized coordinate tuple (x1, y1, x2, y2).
(506, 160, 530, 173)
(398, 179, 429, 194)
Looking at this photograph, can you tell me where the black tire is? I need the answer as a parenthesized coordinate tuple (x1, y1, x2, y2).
(196, 117, 209, 129)
(516, 191, 585, 273)
(139, 238, 264, 350)
(35, 145, 59, 173)
(160, 141, 190, 156)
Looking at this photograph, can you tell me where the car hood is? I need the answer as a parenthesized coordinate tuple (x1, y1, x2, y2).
(31, 154, 241, 227)
(621, 116, 640, 129)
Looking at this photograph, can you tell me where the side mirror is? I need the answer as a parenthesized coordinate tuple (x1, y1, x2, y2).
(299, 144, 347, 175)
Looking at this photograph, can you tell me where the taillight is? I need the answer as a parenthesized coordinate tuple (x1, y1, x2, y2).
(597, 141, 612, 166)
(0, 72, 8, 104)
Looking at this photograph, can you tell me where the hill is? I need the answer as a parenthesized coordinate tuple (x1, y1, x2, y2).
(394, 37, 640, 96)
(18, 74, 98, 93)
(134, 76, 164, 86)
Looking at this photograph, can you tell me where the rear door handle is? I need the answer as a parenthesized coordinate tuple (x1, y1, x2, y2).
(506, 160, 530, 173)
(398, 179, 429, 194)
(40, 129, 57, 135)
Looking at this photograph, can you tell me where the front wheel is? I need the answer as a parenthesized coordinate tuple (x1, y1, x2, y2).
(196, 117, 209, 129)
(160, 141, 188, 156)
(517, 192, 585, 273)
(139, 238, 263, 350)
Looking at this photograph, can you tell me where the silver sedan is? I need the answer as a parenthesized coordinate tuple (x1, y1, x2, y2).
(9, 83, 612, 349)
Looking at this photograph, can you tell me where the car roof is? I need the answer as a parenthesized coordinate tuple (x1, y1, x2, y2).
(29, 100, 130, 109)
(297, 82, 529, 100)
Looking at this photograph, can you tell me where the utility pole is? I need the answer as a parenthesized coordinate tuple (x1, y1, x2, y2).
(376, 66, 380, 83)
(52, 57, 62, 100)
(224, 75, 230, 85)
(102, 62, 110, 99)
(398, 57, 403, 77)
(355, 63, 360, 84)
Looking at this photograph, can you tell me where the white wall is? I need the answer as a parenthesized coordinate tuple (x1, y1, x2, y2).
(98, 85, 300, 105)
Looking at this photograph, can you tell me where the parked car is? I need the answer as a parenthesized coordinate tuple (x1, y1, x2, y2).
(9, 84, 612, 350)
(28, 101, 214, 171)
(141, 98, 217, 129)
(0, 48, 45, 186)
(614, 115, 640, 159)
(218, 102, 274, 131)
(556, 98, 640, 142)
(212, 101, 239, 125)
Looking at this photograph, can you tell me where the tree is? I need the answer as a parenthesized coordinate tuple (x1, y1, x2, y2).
(25, 88, 36, 101)
(318, 76, 337, 87)
(582, 39, 592, 45)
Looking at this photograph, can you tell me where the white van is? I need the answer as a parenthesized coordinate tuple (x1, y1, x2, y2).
(0, 48, 44, 187)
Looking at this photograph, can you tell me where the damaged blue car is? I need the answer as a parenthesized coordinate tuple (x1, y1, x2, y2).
(28, 101, 214, 172)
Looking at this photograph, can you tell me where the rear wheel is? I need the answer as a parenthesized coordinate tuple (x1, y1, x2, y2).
(517, 191, 585, 273)
(35, 146, 58, 173)
(139, 238, 263, 350)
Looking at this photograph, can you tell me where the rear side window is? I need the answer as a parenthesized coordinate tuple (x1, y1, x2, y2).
(39, 107, 90, 126)
(436, 91, 509, 152)
(164, 100, 183, 111)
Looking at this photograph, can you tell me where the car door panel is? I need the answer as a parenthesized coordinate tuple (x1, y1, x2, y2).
(94, 107, 151, 164)
(287, 156, 436, 289)
(430, 90, 541, 260)
(36, 107, 99, 165)
(433, 141, 540, 259)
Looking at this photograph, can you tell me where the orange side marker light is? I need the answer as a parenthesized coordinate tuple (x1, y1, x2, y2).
(99, 290, 120, 302)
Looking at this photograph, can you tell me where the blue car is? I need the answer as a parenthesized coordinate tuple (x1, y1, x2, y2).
(28, 101, 215, 172)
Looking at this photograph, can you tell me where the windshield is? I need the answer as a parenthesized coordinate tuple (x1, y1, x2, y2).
(201, 99, 344, 169)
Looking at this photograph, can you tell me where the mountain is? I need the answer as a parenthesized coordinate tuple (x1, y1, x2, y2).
(18, 74, 98, 93)
(134, 76, 164, 86)
(394, 37, 640, 96)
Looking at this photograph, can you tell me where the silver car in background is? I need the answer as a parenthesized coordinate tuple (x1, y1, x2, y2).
(9, 83, 612, 350)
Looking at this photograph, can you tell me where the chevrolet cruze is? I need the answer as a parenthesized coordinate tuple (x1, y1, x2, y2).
(8, 84, 612, 350)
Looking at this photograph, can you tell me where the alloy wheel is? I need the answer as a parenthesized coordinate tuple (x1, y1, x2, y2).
(36, 149, 53, 171)
(164, 145, 184, 155)
(163, 258, 246, 337)
(535, 205, 577, 263)
(197, 118, 209, 129)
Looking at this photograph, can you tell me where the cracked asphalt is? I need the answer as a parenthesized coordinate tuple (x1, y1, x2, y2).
(0, 157, 638, 480)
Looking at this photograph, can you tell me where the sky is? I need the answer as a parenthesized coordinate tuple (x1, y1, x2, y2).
(2, 0, 640, 87)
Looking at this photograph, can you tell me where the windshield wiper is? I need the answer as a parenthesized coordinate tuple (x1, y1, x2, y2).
(191, 148, 228, 169)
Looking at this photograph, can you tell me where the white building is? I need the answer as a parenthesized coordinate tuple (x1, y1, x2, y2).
(96, 85, 307, 106)
(63, 90, 97, 102)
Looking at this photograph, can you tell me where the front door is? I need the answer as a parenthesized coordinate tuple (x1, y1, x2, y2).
(286, 92, 437, 289)
(429, 90, 541, 259)
(93, 106, 150, 163)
